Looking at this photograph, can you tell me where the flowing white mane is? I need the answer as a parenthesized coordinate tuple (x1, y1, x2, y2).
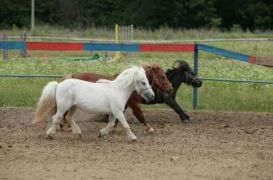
(113, 66, 144, 88)
(96, 79, 111, 83)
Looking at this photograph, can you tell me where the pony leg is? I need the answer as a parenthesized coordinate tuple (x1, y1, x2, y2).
(164, 96, 190, 122)
(46, 111, 65, 138)
(59, 111, 71, 131)
(129, 101, 154, 133)
(113, 104, 129, 128)
(99, 114, 116, 137)
(65, 106, 81, 136)
(114, 111, 137, 141)
(69, 119, 82, 139)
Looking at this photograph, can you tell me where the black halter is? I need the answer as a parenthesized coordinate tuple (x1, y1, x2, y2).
(139, 84, 152, 96)
(185, 71, 198, 85)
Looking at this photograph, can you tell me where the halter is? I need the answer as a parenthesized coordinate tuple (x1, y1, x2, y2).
(139, 84, 152, 96)
(167, 66, 197, 86)
(185, 71, 198, 85)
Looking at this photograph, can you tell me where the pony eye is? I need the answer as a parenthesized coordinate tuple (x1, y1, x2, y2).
(141, 81, 146, 86)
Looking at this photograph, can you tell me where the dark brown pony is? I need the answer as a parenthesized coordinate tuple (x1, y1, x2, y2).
(61, 63, 173, 132)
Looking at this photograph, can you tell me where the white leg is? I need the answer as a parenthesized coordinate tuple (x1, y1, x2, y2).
(71, 118, 82, 136)
(46, 111, 64, 138)
(99, 114, 116, 136)
(114, 111, 137, 141)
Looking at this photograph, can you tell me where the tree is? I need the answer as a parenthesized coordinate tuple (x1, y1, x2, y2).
(173, 0, 217, 28)
(0, 0, 273, 30)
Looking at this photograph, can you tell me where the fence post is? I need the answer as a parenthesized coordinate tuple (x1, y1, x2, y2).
(114, 24, 121, 59)
(193, 44, 199, 109)
(20, 31, 27, 57)
(130, 24, 134, 40)
(3, 32, 8, 61)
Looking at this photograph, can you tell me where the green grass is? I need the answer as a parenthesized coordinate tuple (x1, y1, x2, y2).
(0, 27, 273, 112)
(1, 50, 273, 112)
(2, 24, 273, 40)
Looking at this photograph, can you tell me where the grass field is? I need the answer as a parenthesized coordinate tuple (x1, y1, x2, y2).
(0, 27, 273, 112)
(3, 25, 273, 40)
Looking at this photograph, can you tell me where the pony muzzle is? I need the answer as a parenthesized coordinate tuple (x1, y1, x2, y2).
(139, 88, 155, 102)
(166, 87, 173, 94)
(192, 78, 203, 88)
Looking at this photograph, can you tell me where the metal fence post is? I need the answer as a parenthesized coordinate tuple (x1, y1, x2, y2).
(193, 44, 199, 109)
(3, 32, 8, 61)
(20, 31, 27, 57)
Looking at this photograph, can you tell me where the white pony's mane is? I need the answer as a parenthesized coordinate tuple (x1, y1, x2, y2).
(113, 66, 144, 88)
(96, 79, 112, 83)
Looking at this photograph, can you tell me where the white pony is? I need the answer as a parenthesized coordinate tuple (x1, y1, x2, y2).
(32, 66, 154, 141)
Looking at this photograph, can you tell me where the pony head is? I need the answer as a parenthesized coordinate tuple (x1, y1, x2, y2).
(116, 66, 155, 102)
(143, 63, 173, 96)
(167, 60, 202, 87)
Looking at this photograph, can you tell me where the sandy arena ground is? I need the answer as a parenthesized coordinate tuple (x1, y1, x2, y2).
(0, 107, 273, 180)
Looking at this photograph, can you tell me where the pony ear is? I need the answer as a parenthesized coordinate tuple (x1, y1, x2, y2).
(172, 60, 190, 70)
(154, 65, 160, 71)
(173, 60, 181, 68)
(143, 65, 152, 73)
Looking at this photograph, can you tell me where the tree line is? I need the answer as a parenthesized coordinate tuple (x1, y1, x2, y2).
(1, 0, 273, 30)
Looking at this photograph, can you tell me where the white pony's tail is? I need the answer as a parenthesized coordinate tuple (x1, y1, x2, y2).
(32, 81, 58, 124)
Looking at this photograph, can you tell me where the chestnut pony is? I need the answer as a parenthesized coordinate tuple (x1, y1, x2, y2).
(61, 63, 172, 132)
(145, 60, 202, 122)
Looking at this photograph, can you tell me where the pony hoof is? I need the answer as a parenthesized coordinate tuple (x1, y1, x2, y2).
(98, 132, 106, 138)
(63, 126, 72, 132)
(147, 127, 154, 133)
(182, 119, 192, 123)
(47, 134, 54, 139)
(128, 135, 137, 141)
(74, 133, 82, 140)
(130, 137, 137, 142)
(99, 127, 113, 137)
(109, 128, 116, 134)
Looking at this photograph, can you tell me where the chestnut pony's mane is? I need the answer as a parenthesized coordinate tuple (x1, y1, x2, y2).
(141, 63, 162, 72)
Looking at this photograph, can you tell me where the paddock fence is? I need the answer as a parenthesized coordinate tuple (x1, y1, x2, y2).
(1, 34, 273, 109)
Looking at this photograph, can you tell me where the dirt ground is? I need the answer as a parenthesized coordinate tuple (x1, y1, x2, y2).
(0, 107, 273, 180)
